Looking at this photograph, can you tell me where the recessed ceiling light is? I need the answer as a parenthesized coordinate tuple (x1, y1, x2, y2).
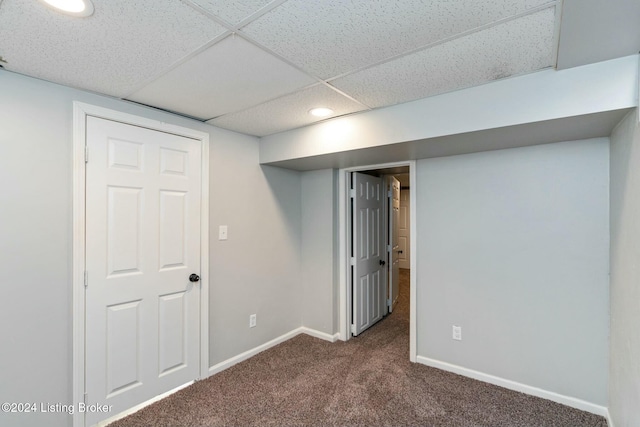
(309, 107, 334, 117)
(40, 0, 94, 17)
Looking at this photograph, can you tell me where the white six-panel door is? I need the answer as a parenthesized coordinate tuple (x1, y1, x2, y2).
(85, 116, 201, 426)
(352, 172, 385, 336)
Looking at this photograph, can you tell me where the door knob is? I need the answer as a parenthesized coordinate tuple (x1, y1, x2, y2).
(398, 250, 403, 254)
(189, 274, 200, 283)
(379, 260, 386, 266)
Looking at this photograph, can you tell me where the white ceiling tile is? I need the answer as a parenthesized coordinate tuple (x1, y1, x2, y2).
(209, 85, 367, 136)
(128, 35, 316, 120)
(186, 0, 274, 25)
(242, 0, 554, 79)
(0, 0, 226, 97)
(332, 8, 556, 109)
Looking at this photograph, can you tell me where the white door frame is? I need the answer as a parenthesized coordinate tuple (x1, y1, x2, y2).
(72, 102, 210, 427)
(338, 160, 417, 362)
(386, 175, 400, 313)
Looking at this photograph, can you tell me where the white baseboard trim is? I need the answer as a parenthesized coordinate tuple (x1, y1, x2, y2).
(606, 409, 615, 427)
(208, 328, 302, 376)
(416, 356, 608, 417)
(99, 327, 339, 425)
(99, 381, 193, 426)
(299, 327, 340, 342)
(208, 327, 340, 377)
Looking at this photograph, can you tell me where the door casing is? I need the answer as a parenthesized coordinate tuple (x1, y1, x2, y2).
(338, 161, 417, 362)
(72, 102, 210, 427)
(387, 175, 401, 313)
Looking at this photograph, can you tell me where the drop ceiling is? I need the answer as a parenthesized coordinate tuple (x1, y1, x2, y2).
(0, 0, 638, 137)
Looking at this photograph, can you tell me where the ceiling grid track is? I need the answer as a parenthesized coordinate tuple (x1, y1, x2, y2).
(4, 0, 630, 137)
(121, 30, 232, 100)
(325, 1, 559, 84)
(551, 0, 565, 69)
(201, 0, 559, 128)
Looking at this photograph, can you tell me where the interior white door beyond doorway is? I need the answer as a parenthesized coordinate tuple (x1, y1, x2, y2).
(72, 103, 210, 427)
(399, 189, 411, 269)
(338, 161, 417, 363)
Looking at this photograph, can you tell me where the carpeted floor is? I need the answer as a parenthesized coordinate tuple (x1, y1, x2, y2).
(110, 269, 607, 427)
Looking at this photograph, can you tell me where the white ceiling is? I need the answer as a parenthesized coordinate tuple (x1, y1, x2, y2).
(0, 0, 638, 137)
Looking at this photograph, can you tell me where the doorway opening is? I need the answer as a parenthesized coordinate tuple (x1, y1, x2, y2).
(338, 161, 417, 362)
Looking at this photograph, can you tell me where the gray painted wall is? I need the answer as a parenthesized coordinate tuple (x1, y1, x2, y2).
(0, 71, 74, 427)
(208, 142, 302, 365)
(609, 110, 640, 427)
(0, 70, 302, 427)
(416, 139, 610, 405)
(301, 169, 337, 335)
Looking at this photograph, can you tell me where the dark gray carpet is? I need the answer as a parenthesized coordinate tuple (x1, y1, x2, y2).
(110, 270, 607, 427)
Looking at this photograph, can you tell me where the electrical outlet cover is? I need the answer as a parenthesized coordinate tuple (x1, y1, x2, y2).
(452, 325, 462, 341)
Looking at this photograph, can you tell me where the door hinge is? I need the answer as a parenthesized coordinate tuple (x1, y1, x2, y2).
(84, 146, 88, 163)
(387, 244, 392, 252)
(350, 257, 355, 266)
(349, 189, 356, 198)
(84, 271, 88, 288)
(388, 190, 392, 197)
(350, 324, 356, 335)
(387, 298, 392, 308)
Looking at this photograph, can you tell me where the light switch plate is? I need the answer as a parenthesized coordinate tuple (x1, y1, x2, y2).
(219, 225, 228, 240)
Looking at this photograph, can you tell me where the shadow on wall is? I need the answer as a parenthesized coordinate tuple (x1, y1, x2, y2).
(610, 113, 634, 242)
(260, 165, 302, 241)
